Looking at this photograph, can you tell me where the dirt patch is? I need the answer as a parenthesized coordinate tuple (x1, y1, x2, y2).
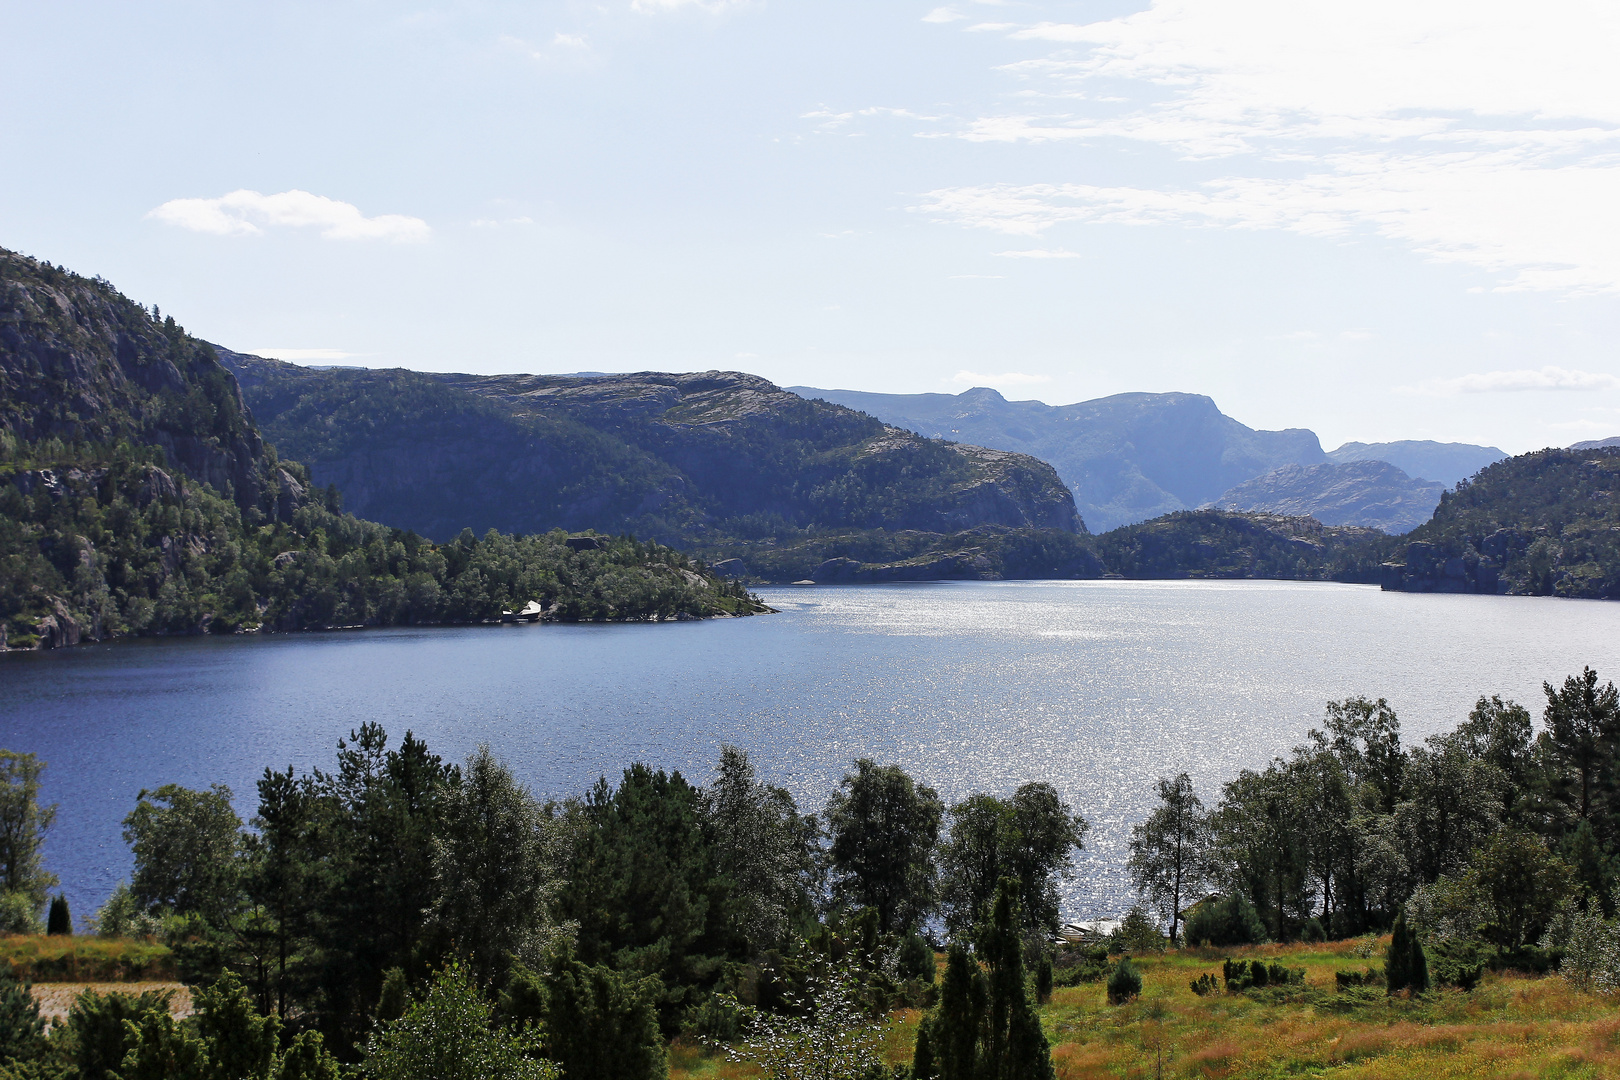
(31, 982, 191, 1024)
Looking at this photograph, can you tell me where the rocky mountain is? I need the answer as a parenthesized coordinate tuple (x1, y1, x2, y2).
(1326, 440, 1505, 485)
(222, 355, 1085, 545)
(0, 249, 296, 519)
(789, 385, 1325, 532)
(0, 247, 761, 648)
(1204, 461, 1446, 535)
(1381, 446, 1620, 598)
(1571, 436, 1620, 450)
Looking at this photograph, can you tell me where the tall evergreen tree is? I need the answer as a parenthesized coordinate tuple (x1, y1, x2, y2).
(915, 881, 1053, 1080)
(1386, 909, 1413, 994)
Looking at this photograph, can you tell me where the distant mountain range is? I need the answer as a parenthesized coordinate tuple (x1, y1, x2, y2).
(223, 355, 1082, 545)
(1572, 436, 1620, 450)
(789, 386, 1325, 532)
(1204, 461, 1445, 534)
(1325, 440, 1506, 486)
(792, 385, 1505, 533)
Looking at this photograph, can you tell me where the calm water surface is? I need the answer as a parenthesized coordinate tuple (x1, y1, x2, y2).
(4, 579, 1619, 922)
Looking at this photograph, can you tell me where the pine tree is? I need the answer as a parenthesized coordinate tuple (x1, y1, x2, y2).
(911, 1023, 936, 1080)
(46, 894, 71, 936)
(918, 881, 1054, 1080)
(1407, 922, 1429, 994)
(1386, 909, 1412, 994)
(1035, 954, 1053, 1004)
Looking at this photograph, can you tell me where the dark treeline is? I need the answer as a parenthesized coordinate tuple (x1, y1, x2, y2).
(0, 734, 1085, 1078)
(0, 438, 763, 648)
(1128, 667, 1618, 971)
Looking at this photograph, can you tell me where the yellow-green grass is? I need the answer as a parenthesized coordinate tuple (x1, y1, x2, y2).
(0, 935, 173, 982)
(674, 940, 1620, 1079)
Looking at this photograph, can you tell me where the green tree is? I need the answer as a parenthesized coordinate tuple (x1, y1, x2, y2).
(1385, 908, 1427, 994)
(431, 747, 563, 986)
(939, 784, 1087, 943)
(1318, 698, 1405, 813)
(0, 751, 57, 915)
(1126, 773, 1207, 944)
(533, 958, 665, 1080)
(66, 988, 175, 1080)
(825, 760, 943, 935)
(194, 970, 279, 1080)
(702, 746, 816, 954)
(558, 762, 718, 1019)
(916, 881, 1052, 1079)
(46, 895, 70, 936)
(362, 964, 558, 1080)
(0, 972, 45, 1066)
(275, 1031, 342, 1080)
(122, 784, 243, 926)
(1542, 668, 1620, 827)
(119, 1009, 207, 1080)
(1465, 829, 1576, 953)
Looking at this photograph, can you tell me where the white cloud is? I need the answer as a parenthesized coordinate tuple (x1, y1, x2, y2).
(930, 0, 1620, 294)
(995, 248, 1079, 259)
(923, 7, 966, 23)
(148, 190, 429, 242)
(248, 348, 359, 362)
(1399, 367, 1620, 396)
(917, 153, 1620, 294)
(951, 369, 1050, 386)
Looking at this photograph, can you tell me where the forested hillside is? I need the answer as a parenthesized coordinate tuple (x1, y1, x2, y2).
(1382, 447, 1620, 597)
(222, 352, 1084, 544)
(0, 248, 761, 647)
(1096, 510, 1388, 582)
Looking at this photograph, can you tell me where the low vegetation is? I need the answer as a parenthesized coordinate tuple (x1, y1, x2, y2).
(0, 663, 1608, 1077)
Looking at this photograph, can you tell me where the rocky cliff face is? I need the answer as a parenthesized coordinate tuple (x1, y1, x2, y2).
(222, 359, 1086, 544)
(789, 385, 1325, 532)
(1381, 447, 1620, 598)
(0, 249, 304, 520)
(1326, 440, 1505, 486)
(1205, 460, 1445, 534)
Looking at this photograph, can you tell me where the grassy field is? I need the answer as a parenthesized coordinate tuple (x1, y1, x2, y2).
(0, 935, 174, 983)
(672, 939, 1620, 1079)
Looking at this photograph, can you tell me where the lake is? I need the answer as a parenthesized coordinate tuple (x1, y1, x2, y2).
(4, 579, 1619, 925)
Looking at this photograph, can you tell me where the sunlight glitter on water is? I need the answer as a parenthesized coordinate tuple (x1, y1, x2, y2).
(4, 579, 1620, 921)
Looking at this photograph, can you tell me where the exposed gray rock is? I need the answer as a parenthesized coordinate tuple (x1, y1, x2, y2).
(709, 558, 747, 578)
(1327, 440, 1505, 485)
(790, 385, 1324, 532)
(1205, 461, 1445, 534)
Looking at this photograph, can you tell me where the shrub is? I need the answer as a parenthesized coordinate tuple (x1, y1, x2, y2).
(90, 882, 161, 939)
(1387, 909, 1429, 995)
(0, 893, 40, 936)
(1554, 907, 1620, 992)
(1223, 959, 1302, 991)
(1188, 973, 1219, 996)
(46, 895, 71, 936)
(898, 933, 936, 984)
(1035, 955, 1053, 1004)
(1108, 906, 1166, 955)
(1106, 958, 1142, 1005)
(1334, 968, 1384, 991)
(1300, 917, 1326, 943)
(1183, 895, 1266, 947)
(1051, 946, 1109, 986)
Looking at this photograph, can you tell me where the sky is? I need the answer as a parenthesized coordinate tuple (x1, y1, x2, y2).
(4, 1, 1620, 453)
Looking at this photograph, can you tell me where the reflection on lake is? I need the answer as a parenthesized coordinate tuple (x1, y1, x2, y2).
(5, 579, 1619, 921)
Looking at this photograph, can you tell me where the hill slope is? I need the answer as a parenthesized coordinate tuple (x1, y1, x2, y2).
(1206, 461, 1445, 534)
(789, 385, 1325, 531)
(1381, 447, 1620, 597)
(0, 248, 760, 647)
(1326, 439, 1504, 485)
(221, 355, 1085, 546)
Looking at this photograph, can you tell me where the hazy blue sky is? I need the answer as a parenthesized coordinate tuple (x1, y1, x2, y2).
(4, 1, 1619, 452)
